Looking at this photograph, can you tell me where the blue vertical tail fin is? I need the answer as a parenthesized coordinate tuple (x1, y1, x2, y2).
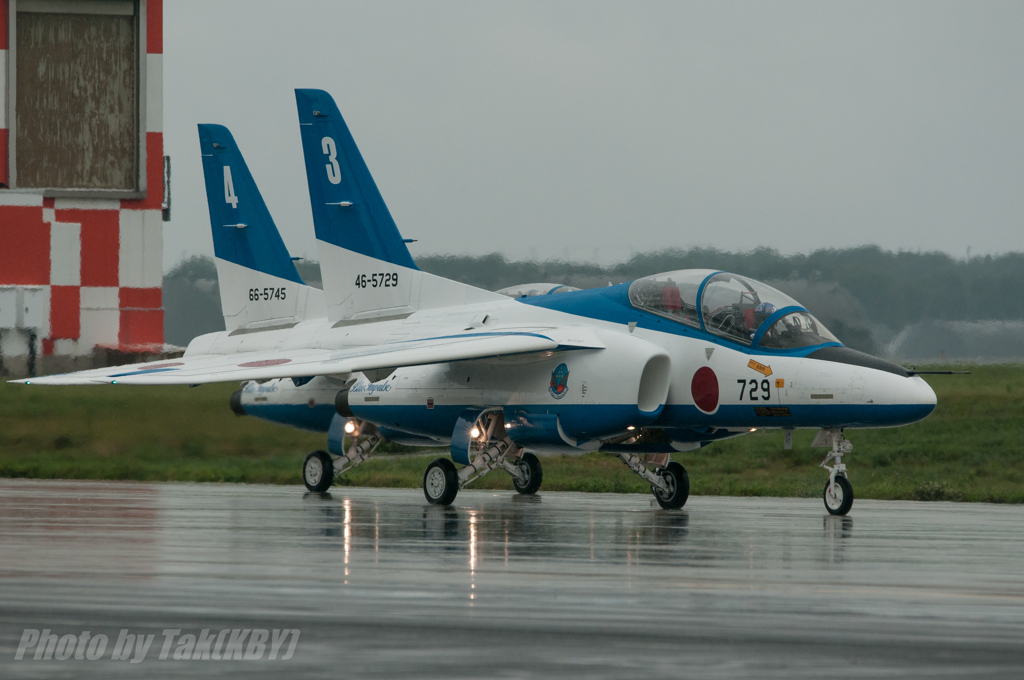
(198, 124, 325, 329)
(294, 89, 417, 269)
(294, 90, 501, 321)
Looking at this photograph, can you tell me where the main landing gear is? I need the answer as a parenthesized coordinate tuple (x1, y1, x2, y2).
(820, 429, 854, 516)
(423, 412, 543, 505)
(617, 452, 690, 509)
(303, 420, 383, 493)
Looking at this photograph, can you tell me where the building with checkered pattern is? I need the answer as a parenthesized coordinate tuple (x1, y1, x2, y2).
(0, 0, 166, 376)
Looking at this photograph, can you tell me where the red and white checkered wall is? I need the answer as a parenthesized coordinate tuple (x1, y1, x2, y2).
(0, 0, 165, 356)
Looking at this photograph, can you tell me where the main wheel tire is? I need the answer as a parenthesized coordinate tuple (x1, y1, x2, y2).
(303, 450, 334, 492)
(423, 458, 460, 506)
(652, 461, 690, 509)
(824, 475, 854, 516)
(512, 452, 543, 495)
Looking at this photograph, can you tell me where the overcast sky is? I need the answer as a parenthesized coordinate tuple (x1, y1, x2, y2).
(163, 0, 1024, 270)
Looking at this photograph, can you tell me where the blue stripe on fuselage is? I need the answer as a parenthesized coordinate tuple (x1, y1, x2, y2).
(348, 400, 935, 440)
(243, 404, 337, 432)
(351, 403, 650, 440)
(243, 399, 933, 444)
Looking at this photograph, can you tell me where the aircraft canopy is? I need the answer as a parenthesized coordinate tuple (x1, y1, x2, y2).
(496, 283, 581, 298)
(628, 270, 839, 350)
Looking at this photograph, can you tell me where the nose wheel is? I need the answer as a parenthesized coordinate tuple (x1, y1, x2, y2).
(819, 429, 854, 516)
(824, 475, 853, 515)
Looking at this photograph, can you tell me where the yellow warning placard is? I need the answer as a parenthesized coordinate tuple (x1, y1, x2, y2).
(747, 359, 773, 377)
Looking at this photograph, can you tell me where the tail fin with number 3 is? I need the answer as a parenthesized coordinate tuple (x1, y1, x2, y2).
(295, 89, 501, 323)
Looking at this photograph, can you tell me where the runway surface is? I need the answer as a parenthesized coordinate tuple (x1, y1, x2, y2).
(1, 479, 1023, 679)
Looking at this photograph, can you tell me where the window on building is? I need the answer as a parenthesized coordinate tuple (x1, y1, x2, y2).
(11, 0, 142, 193)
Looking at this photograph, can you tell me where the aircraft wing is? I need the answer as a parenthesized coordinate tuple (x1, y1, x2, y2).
(14, 328, 604, 386)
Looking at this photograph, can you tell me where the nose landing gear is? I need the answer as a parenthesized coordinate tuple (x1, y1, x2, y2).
(819, 429, 854, 516)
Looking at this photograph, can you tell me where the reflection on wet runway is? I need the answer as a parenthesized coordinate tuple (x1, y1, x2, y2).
(1, 480, 1023, 679)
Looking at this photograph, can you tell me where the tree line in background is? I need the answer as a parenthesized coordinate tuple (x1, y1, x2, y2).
(164, 247, 1024, 357)
(418, 247, 1024, 329)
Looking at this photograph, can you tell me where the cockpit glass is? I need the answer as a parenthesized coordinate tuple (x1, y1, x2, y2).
(758, 311, 838, 349)
(496, 283, 581, 298)
(700, 273, 801, 345)
(627, 270, 712, 328)
(629, 270, 840, 350)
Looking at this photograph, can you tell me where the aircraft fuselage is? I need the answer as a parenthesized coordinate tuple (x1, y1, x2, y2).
(226, 282, 936, 450)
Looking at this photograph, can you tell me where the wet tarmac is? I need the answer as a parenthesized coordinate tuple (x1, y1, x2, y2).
(1, 479, 1023, 679)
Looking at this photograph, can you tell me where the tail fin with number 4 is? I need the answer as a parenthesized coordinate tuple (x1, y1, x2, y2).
(198, 124, 325, 330)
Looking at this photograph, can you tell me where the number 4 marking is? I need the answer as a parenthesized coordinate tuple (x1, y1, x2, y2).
(224, 166, 238, 208)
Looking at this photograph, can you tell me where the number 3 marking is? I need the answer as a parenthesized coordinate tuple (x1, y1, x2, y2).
(223, 166, 238, 208)
(322, 137, 341, 185)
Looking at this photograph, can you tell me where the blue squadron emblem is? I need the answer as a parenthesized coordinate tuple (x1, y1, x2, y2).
(549, 363, 570, 399)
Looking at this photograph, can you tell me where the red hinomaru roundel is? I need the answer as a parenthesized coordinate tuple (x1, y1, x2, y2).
(690, 366, 719, 413)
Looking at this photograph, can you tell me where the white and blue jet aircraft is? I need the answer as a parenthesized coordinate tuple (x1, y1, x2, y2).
(16, 89, 938, 516)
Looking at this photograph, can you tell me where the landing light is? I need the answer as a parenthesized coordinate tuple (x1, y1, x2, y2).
(344, 421, 356, 434)
(749, 428, 757, 432)
(626, 426, 636, 431)
(470, 427, 481, 439)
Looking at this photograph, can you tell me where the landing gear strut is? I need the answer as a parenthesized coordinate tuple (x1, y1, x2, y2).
(820, 429, 854, 516)
(653, 462, 690, 509)
(423, 411, 543, 505)
(617, 452, 690, 509)
(303, 420, 383, 492)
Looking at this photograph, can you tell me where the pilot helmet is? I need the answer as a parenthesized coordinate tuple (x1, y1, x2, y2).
(755, 302, 777, 316)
